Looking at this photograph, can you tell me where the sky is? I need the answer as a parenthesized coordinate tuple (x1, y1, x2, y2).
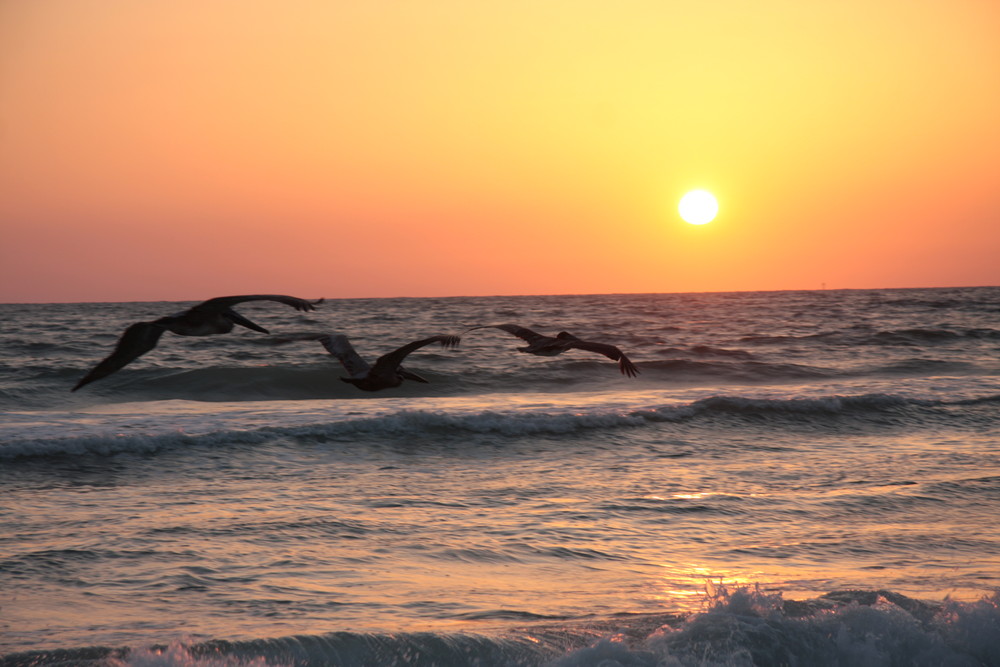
(1, 0, 998, 303)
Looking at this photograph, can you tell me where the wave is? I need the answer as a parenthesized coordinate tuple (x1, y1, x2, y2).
(4, 392, 999, 461)
(5, 366, 468, 410)
(639, 359, 834, 382)
(876, 292, 1000, 312)
(687, 345, 755, 359)
(14, 355, 995, 413)
(6, 327, 1000, 413)
(740, 326, 1000, 347)
(3, 587, 997, 666)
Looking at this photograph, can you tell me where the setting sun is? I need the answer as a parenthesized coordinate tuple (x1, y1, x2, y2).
(679, 190, 719, 225)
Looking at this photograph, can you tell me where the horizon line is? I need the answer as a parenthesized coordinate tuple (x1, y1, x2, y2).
(2, 283, 997, 306)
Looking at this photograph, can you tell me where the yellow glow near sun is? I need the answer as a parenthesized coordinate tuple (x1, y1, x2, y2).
(679, 190, 719, 225)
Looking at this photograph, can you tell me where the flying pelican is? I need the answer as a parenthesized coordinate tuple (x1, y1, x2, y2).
(72, 295, 322, 391)
(466, 324, 639, 377)
(309, 333, 461, 391)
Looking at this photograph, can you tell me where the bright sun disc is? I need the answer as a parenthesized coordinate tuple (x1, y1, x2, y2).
(678, 190, 719, 225)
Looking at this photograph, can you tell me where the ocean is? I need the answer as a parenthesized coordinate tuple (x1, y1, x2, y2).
(2, 287, 999, 666)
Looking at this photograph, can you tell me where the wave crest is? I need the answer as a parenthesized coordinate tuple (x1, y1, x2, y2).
(4, 392, 997, 461)
(6, 587, 998, 666)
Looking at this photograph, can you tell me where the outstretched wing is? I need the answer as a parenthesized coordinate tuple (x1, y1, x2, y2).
(195, 295, 322, 313)
(465, 324, 550, 345)
(318, 334, 371, 378)
(567, 340, 640, 378)
(371, 335, 460, 374)
(72, 322, 166, 391)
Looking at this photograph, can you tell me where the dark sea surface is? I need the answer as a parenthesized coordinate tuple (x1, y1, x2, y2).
(2, 287, 999, 666)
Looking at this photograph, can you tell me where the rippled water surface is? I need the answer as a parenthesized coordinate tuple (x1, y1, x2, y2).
(2, 287, 999, 665)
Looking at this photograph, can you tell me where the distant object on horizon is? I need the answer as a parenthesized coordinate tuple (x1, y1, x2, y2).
(72, 295, 322, 391)
(306, 332, 461, 392)
(465, 324, 640, 377)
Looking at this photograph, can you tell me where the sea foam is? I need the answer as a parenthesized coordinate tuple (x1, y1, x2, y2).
(9, 587, 998, 666)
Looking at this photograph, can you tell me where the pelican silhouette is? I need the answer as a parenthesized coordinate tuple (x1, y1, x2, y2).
(72, 295, 322, 391)
(466, 324, 639, 377)
(310, 333, 461, 391)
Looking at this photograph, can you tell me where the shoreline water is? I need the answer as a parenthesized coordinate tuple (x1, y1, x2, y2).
(4, 587, 998, 666)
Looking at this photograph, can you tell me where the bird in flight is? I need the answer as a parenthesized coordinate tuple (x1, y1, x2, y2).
(465, 324, 639, 377)
(310, 333, 461, 392)
(72, 295, 322, 391)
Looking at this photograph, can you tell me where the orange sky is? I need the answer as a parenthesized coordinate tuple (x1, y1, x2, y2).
(2, 0, 998, 302)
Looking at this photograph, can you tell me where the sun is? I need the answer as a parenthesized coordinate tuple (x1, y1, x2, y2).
(678, 190, 719, 225)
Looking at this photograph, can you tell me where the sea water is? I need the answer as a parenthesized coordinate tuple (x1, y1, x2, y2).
(1, 288, 999, 666)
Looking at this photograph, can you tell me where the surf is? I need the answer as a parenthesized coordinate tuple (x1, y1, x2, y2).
(3, 587, 998, 666)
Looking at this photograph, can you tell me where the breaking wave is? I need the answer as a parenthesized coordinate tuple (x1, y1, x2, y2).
(4, 392, 998, 461)
(3, 587, 998, 666)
